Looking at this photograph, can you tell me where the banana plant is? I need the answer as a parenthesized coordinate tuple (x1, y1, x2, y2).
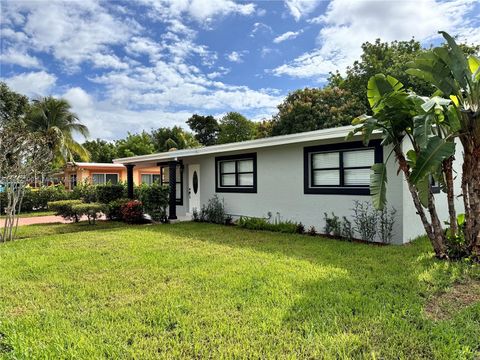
(349, 73, 456, 258)
(406, 31, 480, 258)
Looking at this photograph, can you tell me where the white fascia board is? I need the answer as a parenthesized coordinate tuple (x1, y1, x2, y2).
(113, 125, 373, 165)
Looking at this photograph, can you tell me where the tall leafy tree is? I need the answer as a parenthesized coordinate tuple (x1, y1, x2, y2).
(151, 126, 199, 152)
(115, 131, 155, 158)
(329, 39, 434, 114)
(271, 87, 365, 136)
(80, 139, 118, 163)
(254, 119, 274, 139)
(26, 96, 89, 166)
(186, 114, 219, 146)
(0, 82, 29, 124)
(218, 112, 255, 144)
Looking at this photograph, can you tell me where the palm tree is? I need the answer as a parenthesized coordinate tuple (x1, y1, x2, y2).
(26, 96, 90, 166)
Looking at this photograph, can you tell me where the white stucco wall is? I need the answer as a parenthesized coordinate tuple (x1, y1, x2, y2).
(180, 138, 406, 244)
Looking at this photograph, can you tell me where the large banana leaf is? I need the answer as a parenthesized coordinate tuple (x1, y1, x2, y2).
(367, 74, 403, 110)
(413, 114, 432, 149)
(410, 136, 455, 184)
(468, 55, 480, 81)
(439, 31, 471, 88)
(370, 163, 387, 210)
(416, 175, 430, 208)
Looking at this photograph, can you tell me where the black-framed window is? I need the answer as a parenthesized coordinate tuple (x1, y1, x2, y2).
(430, 176, 441, 194)
(160, 165, 183, 205)
(304, 140, 382, 195)
(215, 153, 257, 193)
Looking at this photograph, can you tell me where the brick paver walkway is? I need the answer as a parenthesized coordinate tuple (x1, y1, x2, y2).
(0, 215, 104, 227)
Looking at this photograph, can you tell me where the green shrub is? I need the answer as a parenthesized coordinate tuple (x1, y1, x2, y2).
(71, 203, 104, 225)
(341, 216, 354, 241)
(96, 182, 126, 204)
(323, 212, 341, 237)
(237, 216, 298, 234)
(139, 182, 169, 222)
(35, 186, 69, 210)
(307, 226, 317, 236)
(200, 195, 227, 224)
(70, 182, 97, 203)
(48, 200, 83, 222)
(105, 198, 129, 221)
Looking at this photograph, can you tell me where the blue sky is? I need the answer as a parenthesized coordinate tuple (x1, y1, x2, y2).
(1, 0, 479, 140)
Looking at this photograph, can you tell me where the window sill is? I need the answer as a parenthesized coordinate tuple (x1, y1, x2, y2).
(305, 187, 370, 195)
(216, 187, 257, 194)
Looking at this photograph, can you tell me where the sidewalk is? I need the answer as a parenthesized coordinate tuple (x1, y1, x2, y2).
(0, 215, 103, 227)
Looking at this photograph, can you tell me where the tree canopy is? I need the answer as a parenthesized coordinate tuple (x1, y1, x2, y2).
(26, 96, 90, 166)
(217, 112, 256, 144)
(271, 87, 365, 136)
(115, 131, 155, 158)
(186, 114, 219, 146)
(0, 82, 30, 124)
(151, 126, 199, 152)
(80, 139, 118, 163)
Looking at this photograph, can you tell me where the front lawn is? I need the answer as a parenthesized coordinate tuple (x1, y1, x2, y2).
(0, 222, 479, 359)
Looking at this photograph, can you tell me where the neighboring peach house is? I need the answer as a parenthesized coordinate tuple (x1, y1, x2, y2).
(61, 162, 162, 190)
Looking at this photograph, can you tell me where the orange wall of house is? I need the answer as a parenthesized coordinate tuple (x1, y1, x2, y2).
(134, 166, 161, 184)
(64, 165, 161, 189)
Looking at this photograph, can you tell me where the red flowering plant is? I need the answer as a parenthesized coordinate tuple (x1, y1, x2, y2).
(120, 200, 144, 224)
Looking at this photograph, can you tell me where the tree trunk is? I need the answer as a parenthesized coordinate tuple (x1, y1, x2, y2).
(395, 149, 447, 258)
(461, 141, 480, 259)
(443, 157, 457, 235)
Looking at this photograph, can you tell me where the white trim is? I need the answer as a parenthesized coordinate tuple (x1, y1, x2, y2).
(114, 125, 368, 165)
(70, 162, 125, 169)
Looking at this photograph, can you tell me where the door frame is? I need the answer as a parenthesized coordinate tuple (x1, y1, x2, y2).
(188, 164, 200, 215)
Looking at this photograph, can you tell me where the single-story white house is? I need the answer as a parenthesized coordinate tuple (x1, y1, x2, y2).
(113, 125, 464, 244)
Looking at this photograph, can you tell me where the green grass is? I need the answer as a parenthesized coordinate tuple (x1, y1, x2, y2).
(0, 211, 55, 219)
(0, 222, 479, 359)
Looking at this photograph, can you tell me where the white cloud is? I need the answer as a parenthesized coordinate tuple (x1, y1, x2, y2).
(91, 53, 130, 70)
(0, 0, 283, 140)
(273, 30, 302, 43)
(226, 51, 248, 63)
(1, 1, 140, 71)
(1, 49, 42, 68)
(142, 0, 256, 25)
(285, 0, 322, 21)
(4, 71, 56, 97)
(250, 22, 273, 37)
(273, 0, 480, 79)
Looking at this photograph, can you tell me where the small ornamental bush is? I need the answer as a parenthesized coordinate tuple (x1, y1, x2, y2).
(237, 216, 298, 234)
(72, 203, 104, 224)
(105, 198, 129, 221)
(121, 200, 144, 224)
(296, 222, 305, 234)
(71, 182, 97, 203)
(307, 226, 317, 236)
(48, 200, 83, 222)
(35, 186, 69, 210)
(96, 183, 126, 204)
(352, 201, 378, 242)
(197, 195, 227, 224)
(139, 182, 169, 222)
(323, 212, 341, 237)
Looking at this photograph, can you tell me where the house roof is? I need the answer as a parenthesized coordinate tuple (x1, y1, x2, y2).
(68, 162, 125, 169)
(113, 125, 363, 165)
